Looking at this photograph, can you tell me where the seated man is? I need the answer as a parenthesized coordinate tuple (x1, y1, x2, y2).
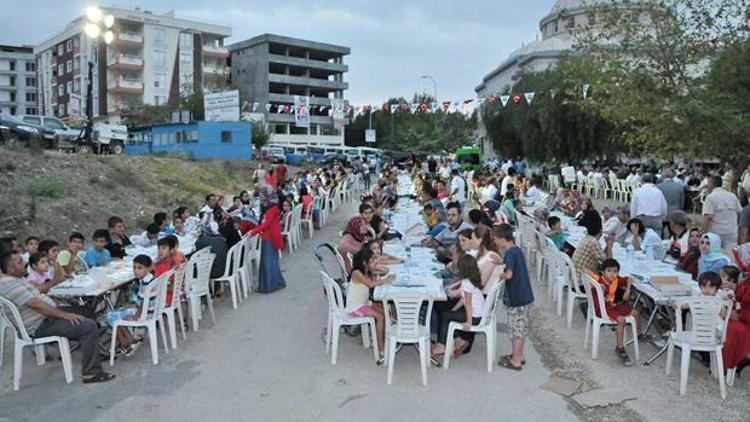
(84, 229, 112, 268)
(106, 216, 132, 259)
(135, 223, 160, 248)
(422, 201, 473, 262)
(0, 251, 115, 384)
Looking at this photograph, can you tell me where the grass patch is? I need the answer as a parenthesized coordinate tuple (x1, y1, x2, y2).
(23, 177, 69, 199)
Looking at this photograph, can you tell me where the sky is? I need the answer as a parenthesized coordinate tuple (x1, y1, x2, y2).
(0, 0, 555, 104)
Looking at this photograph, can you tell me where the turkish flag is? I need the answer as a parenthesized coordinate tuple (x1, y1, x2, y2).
(512, 94, 522, 106)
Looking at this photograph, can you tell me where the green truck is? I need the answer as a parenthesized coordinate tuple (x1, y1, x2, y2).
(454, 146, 482, 170)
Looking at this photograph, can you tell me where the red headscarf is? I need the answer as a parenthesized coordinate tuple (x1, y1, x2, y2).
(343, 215, 367, 242)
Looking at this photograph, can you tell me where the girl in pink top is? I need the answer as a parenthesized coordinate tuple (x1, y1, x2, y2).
(26, 252, 50, 285)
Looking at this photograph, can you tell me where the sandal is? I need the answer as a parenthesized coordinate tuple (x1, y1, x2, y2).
(83, 371, 116, 384)
(498, 355, 522, 371)
(430, 353, 444, 367)
(502, 354, 526, 365)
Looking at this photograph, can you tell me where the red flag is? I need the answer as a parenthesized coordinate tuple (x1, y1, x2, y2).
(419, 102, 428, 113)
(511, 94, 522, 106)
(488, 96, 497, 104)
(442, 101, 451, 112)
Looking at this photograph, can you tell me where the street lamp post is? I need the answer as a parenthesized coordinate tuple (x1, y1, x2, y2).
(82, 6, 114, 153)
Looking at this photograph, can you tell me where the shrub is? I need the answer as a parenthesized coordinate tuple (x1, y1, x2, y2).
(24, 177, 69, 199)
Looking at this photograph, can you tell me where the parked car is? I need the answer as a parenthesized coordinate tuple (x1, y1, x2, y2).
(18, 115, 82, 144)
(321, 152, 350, 166)
(0, 113, 53, 145)
(259, 146, 286, 163)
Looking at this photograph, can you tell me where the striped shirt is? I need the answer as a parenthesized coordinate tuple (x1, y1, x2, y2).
(0, 275, 56, 335)
(136, 274, 158, 317)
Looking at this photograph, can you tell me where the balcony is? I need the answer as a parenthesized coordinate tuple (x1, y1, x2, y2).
(267, 73, 348, 92)
(107, 54, 144, 69)
(267, 93, 334, 106)
(202, 64, 228, 75)
(202, 44, 229, 57)
(115, 32, 144, 45)
(107, 77, 143, 93)
(267, 53, 348, 74)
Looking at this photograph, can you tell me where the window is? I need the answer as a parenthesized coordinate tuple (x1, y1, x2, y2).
(221, 131, 232, 143)
(9, 107, 15, 115)
(25, 92, 37, 102)
(73, 37, 80, 49)
(10, 92, 16, 102)
(44, 118, 63, 130)
(25, 107, 37, 115)
(57, 45, 64, 56)
(175, 131, 183, 143)
(57, 64, 63, 76)
(66, 81, 72, 95)
(25, 77, 36, 87)
(74, 60, 80, 72)
(153, 28, 166, 43)
(73, 79, 80, 93)
(154, 95, 161, 106)
(58, 104, 65, 116)
(154, 72, 166, 88)
(554, 20, 559, 33)
(567, 17, 575, 29)
(190, 130, 198, 142)
(9, 60, 15, 71)
(153, 50, 166, 67)
(23, 116, 41, 125)
(58, 84, 65, 96)
(25, 61, 36, 72)
(66, 60, 72, 73)
(66, 40, 73, 52)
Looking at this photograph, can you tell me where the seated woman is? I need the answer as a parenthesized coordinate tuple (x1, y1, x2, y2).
(560, 190, 583, 217)
(472, 226, 503, 295)
(624, 218, 662, 254)
(575, 198, 598, 228)
(698, 233, 731, 277)
(431, 254, 486, 364)
(676, 228, 702, 279)
(337, 215, 369, 274)
(720, 265, 750, 374)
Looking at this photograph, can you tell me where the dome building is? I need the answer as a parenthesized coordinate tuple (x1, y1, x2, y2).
(475, 0, 639, 158)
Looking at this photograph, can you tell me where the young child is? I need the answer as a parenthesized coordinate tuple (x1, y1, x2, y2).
(154, 212, 174, 235)
(547, 216, 568, 250)
(346, 248, 395, 365)
(431, 254, 486, 363)
(719, 265, 750, 374)
(38, 239, 65, 283)
(172, 216, 186, 237)
(21, 236, 39, 263)
(494, 224, 534, 370)
(592, 258, 636, 366)
(26, 252, 50, 285)
(154, 236, 185, 307)
(84, 229, 112, 268)
(57, 232, 86, 276)
(366, 240, 404, 273)
(106, 254, 155, 357)
(136, 223, 160, 247)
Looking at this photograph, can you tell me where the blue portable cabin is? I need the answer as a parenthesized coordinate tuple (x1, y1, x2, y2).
(125, 121, 252, 160)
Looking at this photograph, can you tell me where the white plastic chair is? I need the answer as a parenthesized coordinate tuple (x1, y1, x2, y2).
(383, 293, 434, 386)
(665, 297, 732, 399)
(443, 281, 503, 372)
(186, 251, 217, 331)
(581, 273, 639, 361)
(300, 200, 315, 239)
(109, 270, 172, 366)
(159, 265, 187, 350)
(211, 242, 243, 310)
(280, 210, 297, 256)
(236, 238, 252, 298)
(318, 192, 329, 227)
(292, 203, 303, 246)
(244, 234, 261, 279)
(557, 253, 588, 328)
(0, 312, 11, 367)
(320, 272, 378, 364)
(0, 297, 73, 391)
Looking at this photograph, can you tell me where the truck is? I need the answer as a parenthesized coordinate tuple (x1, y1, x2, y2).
(454, 146, 482, 170)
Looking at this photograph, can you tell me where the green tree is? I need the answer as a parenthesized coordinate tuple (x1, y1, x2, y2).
(120, 101, 171, 127)
(251, 120, 271, 150)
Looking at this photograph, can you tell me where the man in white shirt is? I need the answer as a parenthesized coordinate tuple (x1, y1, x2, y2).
(500, 167, 516, 198)
(602, 206, 629, 243)
(524, 179, 542, 202)
(439, 161, 451, 180)
(702, 175, 742, 248)
(501, 159, 513, 175)
(481, 179, 499, 204)
(630, 173, 668, 233)
(449, 169, 466, 206)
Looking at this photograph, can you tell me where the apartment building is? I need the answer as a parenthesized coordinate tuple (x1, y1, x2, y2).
(0, 45, 38, 116)
(34, 7, 231, 122)
(229, 34, 350, 145)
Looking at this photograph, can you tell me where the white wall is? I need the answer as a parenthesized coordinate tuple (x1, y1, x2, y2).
(142, 24, 180, 105)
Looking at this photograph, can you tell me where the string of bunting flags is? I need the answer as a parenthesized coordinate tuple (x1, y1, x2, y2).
(239, 84, 592, 118)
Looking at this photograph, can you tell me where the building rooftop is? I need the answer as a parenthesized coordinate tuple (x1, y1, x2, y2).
(0, 44, 34, 53)
(228, 34, 350, 56)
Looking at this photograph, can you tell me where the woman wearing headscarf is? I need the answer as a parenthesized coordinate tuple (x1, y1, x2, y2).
(195, 218, 229, 281)
(676, 228, 702, 279)
(248, 187, 286, 293)
(698, 232, 731, 277)
(337, 215, 369, 274)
